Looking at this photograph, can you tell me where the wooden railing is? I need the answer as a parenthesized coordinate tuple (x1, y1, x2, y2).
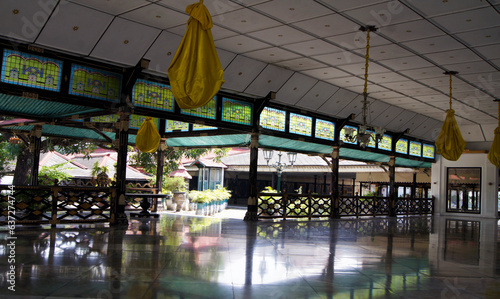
(257, 192, 434, 219)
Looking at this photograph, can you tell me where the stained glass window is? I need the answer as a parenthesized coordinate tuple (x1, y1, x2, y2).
(129, 115, 158, 130)
(193, 124, 217, 131)
(315, 119, 335, 141)
(165, 119, 189, 132)
(289, 113, 312, 136)
(410, 141, 422, 157)
(133, 79, 174, 112)
(364, 130, 376, 148)
(91, 114, 119, 123)
(260, 107, 285, 132)
(340, 125, 358, 145)
(378, 134, 392, 151)
(396, 138, 408, 154)
(423, 144, 435, 159)
(69, 64, 121, 102)
(222, 98, 252, 125)
(1, 49, 63, 91)
(182, 97, 216, 119)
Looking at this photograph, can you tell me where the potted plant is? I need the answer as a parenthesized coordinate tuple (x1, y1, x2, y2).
(163, 177, 188, 211)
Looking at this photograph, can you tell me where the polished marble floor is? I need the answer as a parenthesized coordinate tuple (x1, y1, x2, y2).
(1, 210, 500, 298)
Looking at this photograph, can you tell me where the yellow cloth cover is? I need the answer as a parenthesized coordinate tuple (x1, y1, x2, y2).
(435, 109, 466, 161)
(167, 0, 224, 109)
(135, 117, 161, 153)
(488, 127, 500, 167)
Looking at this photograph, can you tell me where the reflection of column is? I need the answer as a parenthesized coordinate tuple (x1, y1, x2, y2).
(243, 221, 258, 297)
(324, 221, 338, 298)
(29, 125, 42, 186)
(388, 156, 396, 217)
(244, 133, 259, 221)
(113, 113, 129, 225)
(331, 147, 340, 219)
(107, 226, 127, 297)
(385, 218, 395, 296)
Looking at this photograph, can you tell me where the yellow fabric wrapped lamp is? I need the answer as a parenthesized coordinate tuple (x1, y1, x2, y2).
(136, 117, 161, 153)
(488, 100, 500, 167)
(167, 0, 224, 109)
(435, 71, 466, 161)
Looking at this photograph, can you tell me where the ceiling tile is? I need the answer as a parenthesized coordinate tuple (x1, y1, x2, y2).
(217, 49, 238, 70)
(400, 114, 428, 133)
(369, 91, 406, 100)
(460, 124, 486, 142)
(143, 31, 183, 74)
(326, 76, 366, 88)
(120, 3, 186, 29)
(320, 0, 387, 12)
(36, 2, 113, 55)
(385, 110, 417, 132)
(445, 60, 498, 75)
(409, 118, 442, 139)
(157, 0, 243, 15)
(275, 57, 327, 71)
(247, 25, 314, 46)
(244, 47, 301, 63)
(399, 66, 445, 80)
(313, 51, 366, 66)
(295, 81, 340, 110)
(379, 97, 417, 106)
(223, 55, 267, 92)
(354, 44, 413, 60)
(301, 67, 351, 80)
(336, 61, 390, 75)
(244, 64, 294, 97)
(432, 7, 500, 33)
(292, 13, 359, 37)
(68, 0, 147, 14)
(401, 35, 465, 54)
(481, 124, 498, 141)
(380, 56, 434, 71)
(369, 105, 404, 128)
(317, 88, 359, 116)
(474, 44, 500, 60)
(325, 31, 391, 50)
(212, 8, 281, 33)
(403, 0, 489, 17)
(381, 20, 444, 42)
(90, 17, 161, 66)
(414, 94, 450, 103)
(275, 73, 319, 105)
(253, 0, 331, 23)
(1, 0, 56, 42)
(382, 80, 426, 90)
(211, 25, 239, 41)
(214, 35, 270, 54)
(455, 26, 500, 47)
(282, 40, 343, 56)
(343, 2, 421, 27)
(425, 48, 482, 65)
(368, 72, 409, 84)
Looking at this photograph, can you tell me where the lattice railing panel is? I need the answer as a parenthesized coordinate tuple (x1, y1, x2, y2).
(56, 187, 112, 222)
(0, 187, 53, 222)
(257, 193, 284, 217)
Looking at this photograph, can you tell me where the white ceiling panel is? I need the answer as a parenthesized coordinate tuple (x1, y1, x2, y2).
(120, 3, 187, 30)
(432, 7, 499, 34)
(370, 105, 405, 128)
(370, 91, 407, 100)
(354, 44, 413, 60)
(253, 0, 331, 23)
(313, 51, 366, 66)
(446, 61, 498, 75)
(381, 20, 444, 43)
(343, 2, 421, 27)
(460, 124, 486, 142)
(380, 56, 434, 71)
(248, 26, 314, 46)
(217, 49, 238, 70)
(336, 62, 390, 75)
(301, 67, 351, 80)
(212, 8, 281, 33)
(410, 118, 442, 139)
(399, 66, 445, 80)
(143, 31, 183, 74)
(0, 0, 56, 42)
(244, 64, 294, 97)
(481, 124, 498, 142)
(158, 0, 242, 14)
(319, 0, 387, 12)
(295, 81, 340, 110)
(274, 73, 319, 105)
(325, 31, 391, 50)
(455, 27, 500, 47)
(244, 47, 301, 64)
(318, 88, 359, 116)
(385, 110, 417, 132)
(210, 25, 239, 41)
(68, 0, 147, 14)
(401, 35, 465, 54)
(222, 55, 267, 93)
(425, 49, 482, 65)
(292, 13, 359, 37)
(367, 72, 409, 84)
(214, 35, 270, 54)
(337, 95, 366, 120)
(326, 76, 366, 88)
(401, 114, 429, 133)
(90, 17, 161, 66)
(401, 0, 489, 17)
(282, 40, 344, 57)
(35, 2, 113, 56)
(474, 44, 500, 60)
(275, 57, 327, 71)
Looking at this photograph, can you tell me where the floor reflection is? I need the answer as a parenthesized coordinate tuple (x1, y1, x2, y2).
(0, 214, 499, 298)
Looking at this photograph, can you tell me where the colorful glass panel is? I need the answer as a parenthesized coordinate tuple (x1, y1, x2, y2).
(1, 49, 62, 91)
(69, 64, 121, 102)
(132, 79, 174, 112)
(396, 139, 408, 154)
(289, 113, 312, 136)
(91, 114, 119, 123)
(182, 97, 216, 119)
(378, 134, 392, 151)
(193, 124, 217, 131)
(315, 119, 335, 141)
(410, 141, 422, 157)
(222, 98, 252, 125)
(129, 115, 159, 130)
(165, 119, 189, 132)
(423, 144, 435, 159)
(260, 107, 286, 132)
(340, 125, 358, 145)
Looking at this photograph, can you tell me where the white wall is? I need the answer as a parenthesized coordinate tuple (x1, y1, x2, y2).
(431, 153, 498, 218)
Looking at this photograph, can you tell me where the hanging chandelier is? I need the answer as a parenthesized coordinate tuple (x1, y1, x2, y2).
(343, 26, 386, 148)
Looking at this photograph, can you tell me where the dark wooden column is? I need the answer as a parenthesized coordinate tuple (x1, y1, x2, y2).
(29, 125, 42, 186)
(388, 156, 396, 217)
(156, 144, 165, 193)
(244, 133, 259, 221)
(331, 146, 340, 218)
(112, 113, 130, 225)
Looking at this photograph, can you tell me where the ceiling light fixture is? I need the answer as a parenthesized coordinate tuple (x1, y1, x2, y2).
(344, 25, 386, 148)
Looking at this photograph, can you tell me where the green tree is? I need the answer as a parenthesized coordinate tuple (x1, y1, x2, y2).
(38, 162, 74, 185)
